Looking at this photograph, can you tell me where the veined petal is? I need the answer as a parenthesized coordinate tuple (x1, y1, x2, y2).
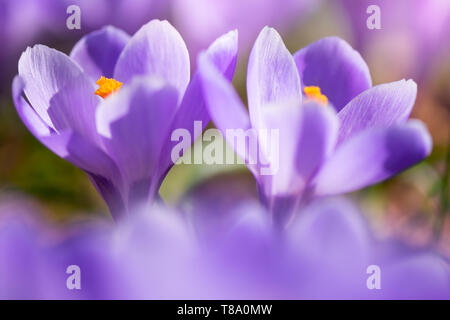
(247, 27, 302, 132)
(18, 44, 86, 127)
(96, 77, 179, 204)
(337, 79, 417, 143)
(47, 73, 102, 145)
(114, 20, 190, 99)
(70, 25, 130, 81)
(313, 120, 432, 196)
(12, 75, 53, 137)
(294, 37, 372, 112)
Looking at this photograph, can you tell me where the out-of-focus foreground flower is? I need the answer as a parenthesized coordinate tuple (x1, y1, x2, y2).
(0, 197, 448, 299)
(12, 20, 238, 218)
(199, 27, 432, 224)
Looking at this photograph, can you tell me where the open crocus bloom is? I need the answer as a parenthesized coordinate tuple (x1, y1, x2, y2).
(199, 27, 432, 224)
(12, 20, 238, 219)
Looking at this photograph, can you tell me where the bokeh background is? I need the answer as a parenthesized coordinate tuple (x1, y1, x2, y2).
(0, 0, 449, 255)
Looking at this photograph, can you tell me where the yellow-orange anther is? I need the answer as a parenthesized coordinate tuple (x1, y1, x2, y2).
(95, 76, 123, 98)
(303, 86, 328, 106)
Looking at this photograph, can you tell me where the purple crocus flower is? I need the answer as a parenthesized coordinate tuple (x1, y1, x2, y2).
(198, 27, 432, 224)
(12, 20, 238, 218)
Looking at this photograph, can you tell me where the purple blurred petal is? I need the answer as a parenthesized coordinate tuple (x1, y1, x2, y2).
(293, 37, 372, 112)
(288, 198, 371, 271)
(18, 44, 86, 127)
(114, 20, 190, 98)
(247, 27, 302, 131)
(70, 25, 130, 81)
(313, 121, 432, 196)
(338, 79, 417, 143)
(96, 77, 179, 204)
(381, 253, 450, 299)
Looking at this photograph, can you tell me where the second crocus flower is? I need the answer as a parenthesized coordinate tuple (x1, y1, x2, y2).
(199, 27, 432, 225)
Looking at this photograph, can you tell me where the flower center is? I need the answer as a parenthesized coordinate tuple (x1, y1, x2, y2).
(303, 86, 328, 106)
(94, 76, 123, 98)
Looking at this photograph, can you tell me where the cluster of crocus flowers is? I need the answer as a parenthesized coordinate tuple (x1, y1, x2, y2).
(5, 17, 448, 300)
(12, 20, 238, 218)
(199, 27, 432, 225)
(13, 20, 432, 225)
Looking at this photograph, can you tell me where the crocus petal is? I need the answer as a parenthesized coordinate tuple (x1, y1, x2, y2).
(12, 75, 53, 137)
(199, 29, 239, 82)
(155, 30, 239, 185)
(40, 131, 125, 217)
(259, 102, 338, 200)
(247, 27, 302, 131)
(295, 103, 339, 189)
(313, 120, 432, 196)
(114, 20, 190, 98)
(287, 198, 372, 298)
(288, 198, 371, 266)
(70, 25, 130, 81)
(293, 37, 372, 112)
(172, 29, 239, 138)
(46, 73, 102, 145)
(198, 53, 250, 131)
(382, 253, 450, 299)
(96, 77, 179, 204)
(337, 79, 417, 143)
(18, 44, 85, 127)
(259, 104, 302, 195)
(198, 54, 258, 172)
